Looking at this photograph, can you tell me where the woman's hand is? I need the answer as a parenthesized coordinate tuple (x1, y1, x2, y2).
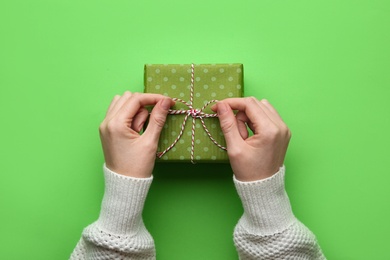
(99, 91, 174, 178)
(213, 98, 291, 181)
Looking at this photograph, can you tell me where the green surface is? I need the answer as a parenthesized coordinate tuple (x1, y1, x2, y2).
(145, 64, 243, 162)
(0, 0, 389, 259)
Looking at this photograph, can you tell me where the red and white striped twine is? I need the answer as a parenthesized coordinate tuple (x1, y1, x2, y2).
(156, 63, 227, 164)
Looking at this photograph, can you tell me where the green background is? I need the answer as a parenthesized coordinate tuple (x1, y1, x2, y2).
(1, 0, 389, 259)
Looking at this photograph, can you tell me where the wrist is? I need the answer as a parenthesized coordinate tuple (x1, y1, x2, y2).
(105, 161, 153, 178)
(96, 164, 153, 234)
(233, 166, 296, 235)
(232, 161, 281, 182)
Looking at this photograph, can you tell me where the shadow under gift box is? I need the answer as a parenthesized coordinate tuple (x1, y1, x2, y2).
(144, 64, 244, 163)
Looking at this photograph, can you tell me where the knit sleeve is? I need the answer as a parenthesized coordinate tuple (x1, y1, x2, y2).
(70, 164, 156, 260)
(233, 166, 326, 260)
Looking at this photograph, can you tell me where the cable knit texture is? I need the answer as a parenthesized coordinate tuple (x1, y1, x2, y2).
(70, 165, 325, 259)
(233, 166, 325, 259)
(70, 165, 155, 260)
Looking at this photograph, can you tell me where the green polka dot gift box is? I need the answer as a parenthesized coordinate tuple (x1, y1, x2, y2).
(144, 64, 244, 163)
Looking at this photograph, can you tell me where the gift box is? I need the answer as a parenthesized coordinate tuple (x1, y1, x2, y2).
(144, 63, 244, 163)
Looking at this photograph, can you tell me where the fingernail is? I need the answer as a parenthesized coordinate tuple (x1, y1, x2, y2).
(210, 104, 217, 111)
(161, 98, 172, 110)
(217, 103, 228, 115)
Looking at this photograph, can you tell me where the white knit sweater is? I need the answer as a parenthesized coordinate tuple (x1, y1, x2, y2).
(70, 165, 325, 259)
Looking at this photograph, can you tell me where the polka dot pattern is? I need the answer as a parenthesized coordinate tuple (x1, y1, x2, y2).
(144, 64, 243, 162)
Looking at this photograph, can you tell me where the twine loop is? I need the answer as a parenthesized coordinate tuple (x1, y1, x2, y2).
(156, 64, 227, 163)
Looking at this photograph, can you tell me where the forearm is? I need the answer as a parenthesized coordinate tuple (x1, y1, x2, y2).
(70, 165, 156, 260)
(233, 166, 325, 259)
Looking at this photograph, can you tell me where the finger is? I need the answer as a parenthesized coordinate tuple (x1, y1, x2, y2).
(259, 99, 291, 137)
(106, 91, 132, 120)
(143, 97, 174, 143)
(132, 108, 149, 133)
(215, 101, 244, 149)
(105, 94, 121, 117)
(116, 93, 170, 122)
(213, 100, 253, 138)
(220, 97, 274, 133)
(236, 111, 249, 139)
(259, 99, 285, 125)
(235, 108, 258, 136)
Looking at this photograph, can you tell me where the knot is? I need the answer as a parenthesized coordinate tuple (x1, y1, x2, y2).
(189, 108, 201, 118)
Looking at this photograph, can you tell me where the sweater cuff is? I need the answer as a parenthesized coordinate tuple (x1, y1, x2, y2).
(95, 164, 153, 235)
(233, 166, 296, 236)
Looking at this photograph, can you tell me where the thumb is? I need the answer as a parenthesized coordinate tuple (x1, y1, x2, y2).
(216, 102, 243, 149)
(143, 98, 174, 143)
